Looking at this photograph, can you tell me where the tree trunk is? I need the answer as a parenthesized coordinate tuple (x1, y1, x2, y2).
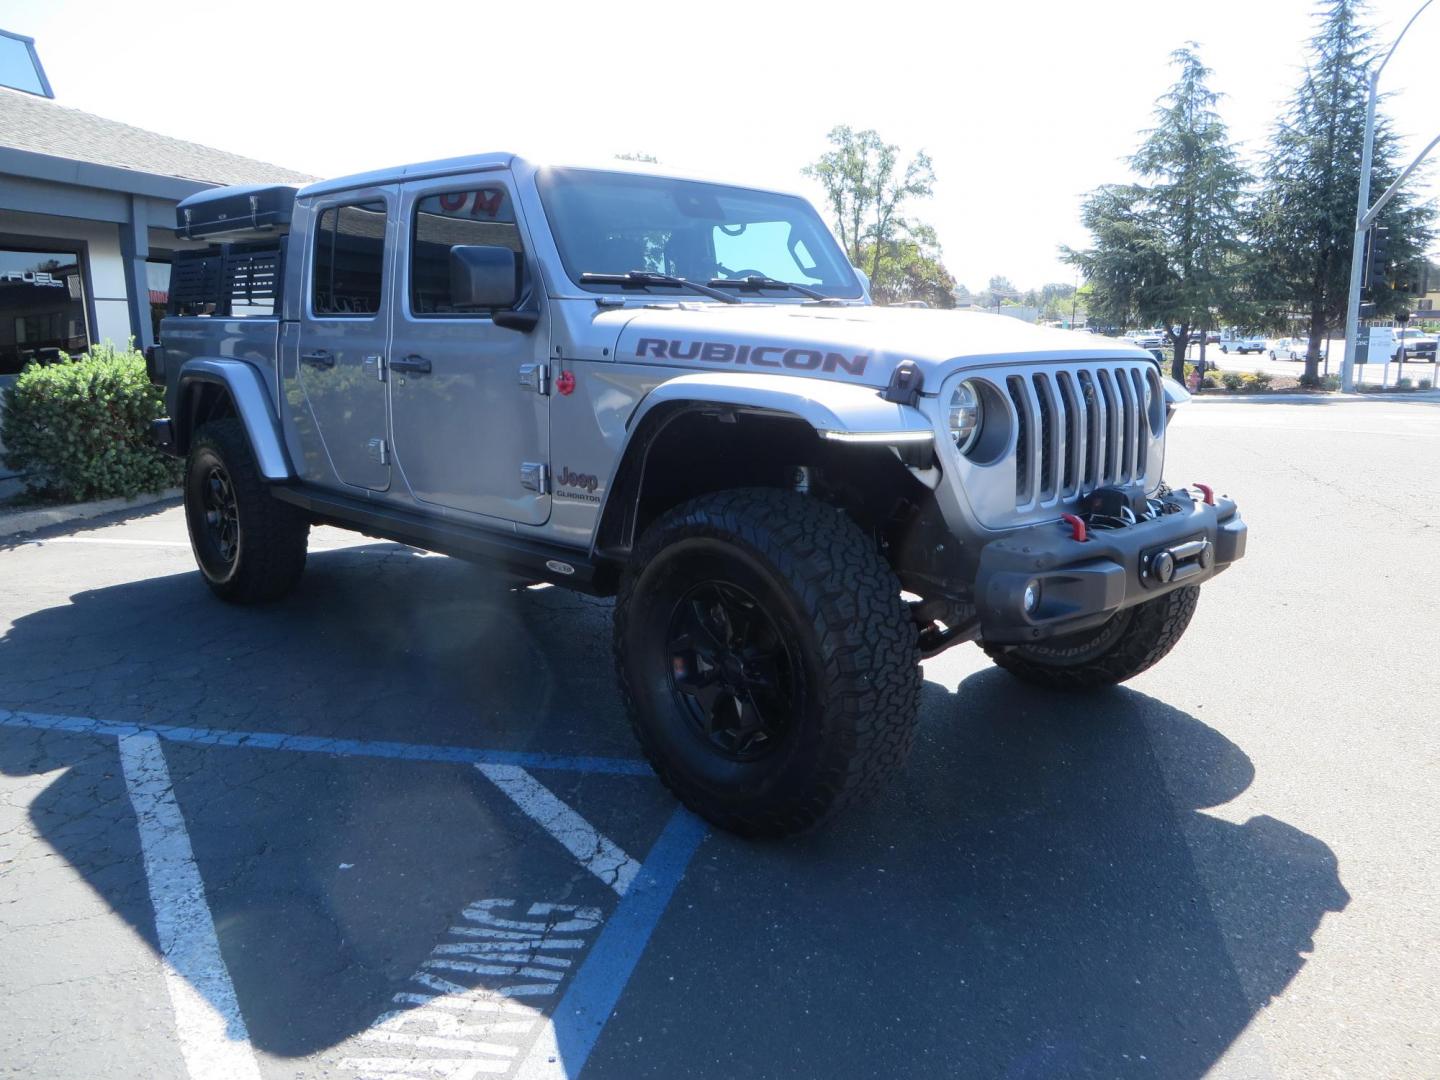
(1169, 326, 1188, 383)
(1305, 303, 1326, 384)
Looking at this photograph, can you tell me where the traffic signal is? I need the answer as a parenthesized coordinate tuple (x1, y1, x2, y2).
(1392, 260, 1419, 296)
(1363, 225, 1391, 290)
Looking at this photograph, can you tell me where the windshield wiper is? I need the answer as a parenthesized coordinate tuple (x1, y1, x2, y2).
(579, 271, 739, 304)
(706, 275, 828, 301)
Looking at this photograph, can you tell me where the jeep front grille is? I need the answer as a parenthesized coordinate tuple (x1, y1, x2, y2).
(1009, 363, 1156, 508)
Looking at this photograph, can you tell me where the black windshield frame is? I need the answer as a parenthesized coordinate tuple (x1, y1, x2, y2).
(536, 168, 864, 301)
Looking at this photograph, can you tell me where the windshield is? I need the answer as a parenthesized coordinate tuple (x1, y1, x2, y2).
(536, 168, 863, 299)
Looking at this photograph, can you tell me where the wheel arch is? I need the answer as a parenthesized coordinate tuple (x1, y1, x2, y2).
(173, 359, 293, 481)
(593, 374, 936, 560)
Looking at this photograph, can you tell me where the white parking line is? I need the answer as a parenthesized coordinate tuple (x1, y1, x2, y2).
(118, 732, 262, 1080)
(335, 899, 604, 1079)
(475, 764, 641, 896)
(17, 537, 428, 551)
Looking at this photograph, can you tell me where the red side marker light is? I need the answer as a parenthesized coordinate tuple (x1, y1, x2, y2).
(1194, 483, 1215, 506)
(556, 371, 576, 396)
(1060, 512, 1088, 542)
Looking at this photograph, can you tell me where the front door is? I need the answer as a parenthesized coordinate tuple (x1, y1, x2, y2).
(388, 174, 549, 525)
(294, 189, 395, 491)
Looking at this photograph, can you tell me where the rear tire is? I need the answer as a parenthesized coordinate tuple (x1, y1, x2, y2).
(184, 418, 308, 603)
(981, 585, 1199, 691)
(614, 489, 922, 837)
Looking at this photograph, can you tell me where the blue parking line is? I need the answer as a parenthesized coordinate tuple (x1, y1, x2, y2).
(518, 806, 709, 1078)
(0, 708, 653, 776)
(2, 704, 708, 1078)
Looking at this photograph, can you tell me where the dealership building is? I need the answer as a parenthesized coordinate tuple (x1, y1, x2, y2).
(0, 29, 311, 382)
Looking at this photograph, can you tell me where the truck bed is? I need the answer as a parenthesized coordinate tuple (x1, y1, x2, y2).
(157, 316, 283, 417)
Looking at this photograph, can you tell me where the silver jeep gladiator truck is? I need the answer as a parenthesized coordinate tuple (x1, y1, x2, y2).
(149, 155, 1247, 836)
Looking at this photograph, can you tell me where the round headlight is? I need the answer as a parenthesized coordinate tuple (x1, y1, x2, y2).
(948, 380, 983, 454)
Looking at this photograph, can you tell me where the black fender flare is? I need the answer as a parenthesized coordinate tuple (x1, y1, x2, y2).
(174, 359, 293, 481)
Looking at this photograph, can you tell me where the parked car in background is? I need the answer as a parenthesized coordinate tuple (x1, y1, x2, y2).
(1391, 329, 1437, 361)
(1126, 330, 1166, 350)
(1220, 334, 1266, 354)
(1268, 337, 1306, 360)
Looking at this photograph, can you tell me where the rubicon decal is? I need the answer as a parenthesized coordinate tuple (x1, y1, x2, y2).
(636, 338, 868, 376)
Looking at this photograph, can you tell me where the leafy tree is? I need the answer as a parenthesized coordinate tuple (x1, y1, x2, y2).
(804, 126, 948, 300)
(975, 275, 1021, 309)
(1067, 45, 1250, 379)
(1251, 0, 1435, 382)
(857, 223, 957, 307)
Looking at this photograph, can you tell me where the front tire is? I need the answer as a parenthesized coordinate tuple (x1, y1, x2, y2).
(184, 418, 309, 603)
(981, 585, 1199, 691)
(614, 489, 922, 837)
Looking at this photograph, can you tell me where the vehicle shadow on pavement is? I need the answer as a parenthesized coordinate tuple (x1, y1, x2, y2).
(613, 670, 1349, 1080)
(0, 555, 1349, 1078)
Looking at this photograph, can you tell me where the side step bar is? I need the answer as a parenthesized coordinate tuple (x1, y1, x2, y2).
(271, 485, 618, 596)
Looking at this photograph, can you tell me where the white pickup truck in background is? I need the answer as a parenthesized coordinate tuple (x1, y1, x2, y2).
(1219, 334, 1266, 354)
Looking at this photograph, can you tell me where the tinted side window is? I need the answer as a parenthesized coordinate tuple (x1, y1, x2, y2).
(312, 202, 386, 316)
(411, 187, 523, 316)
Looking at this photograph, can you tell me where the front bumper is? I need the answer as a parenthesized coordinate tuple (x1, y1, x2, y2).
(975, 489, 1246, 644)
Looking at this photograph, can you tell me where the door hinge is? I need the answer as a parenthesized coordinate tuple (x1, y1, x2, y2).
(518, 363, 549, 395)
(368, 438, 388, 465)
(520, 462, 549, 494)
(365, 354, 386, 381)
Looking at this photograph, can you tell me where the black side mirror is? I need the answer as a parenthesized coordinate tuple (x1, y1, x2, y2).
(449, 245, 519, 309)
(447, 245, 540, 332)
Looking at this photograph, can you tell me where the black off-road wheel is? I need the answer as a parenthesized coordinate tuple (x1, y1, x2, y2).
(981, 585, 1199, 691)
(614, 489, 922, 837)
(184, 418, 309, 603)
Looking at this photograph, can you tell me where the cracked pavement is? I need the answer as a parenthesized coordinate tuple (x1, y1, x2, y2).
(1, 395, 1438, 1079)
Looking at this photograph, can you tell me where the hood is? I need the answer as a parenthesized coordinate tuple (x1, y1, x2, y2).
(608, 304, 1154, 391)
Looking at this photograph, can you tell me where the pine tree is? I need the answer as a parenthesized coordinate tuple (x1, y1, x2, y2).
(1068, 45, 1249, 380)
(1252, 0, 1435, 383)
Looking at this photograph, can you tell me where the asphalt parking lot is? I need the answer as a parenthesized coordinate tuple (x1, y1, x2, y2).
(2, 395, 1437, 1080)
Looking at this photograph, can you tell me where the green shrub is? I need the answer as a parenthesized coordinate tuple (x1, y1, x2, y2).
(1221, 371, 1246, 391)
(1251, 371, 1273, 390)
(1395, 377, 1414, 391)
(1201, 374, 1221, 389)
(1421, 378, 1433, 391)
(1320, 374, 1341, 391)
(1, 342, 180, 502)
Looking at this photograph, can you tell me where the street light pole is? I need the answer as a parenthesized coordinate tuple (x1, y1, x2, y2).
(1341, 0, 1435, 392)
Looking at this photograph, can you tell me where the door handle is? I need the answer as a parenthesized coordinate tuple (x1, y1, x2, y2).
(300, 349, 334, 368)
(390, 354, 432, 374)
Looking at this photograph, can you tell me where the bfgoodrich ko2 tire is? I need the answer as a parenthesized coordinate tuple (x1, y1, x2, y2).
(184, 418, 309, 603)
(981, 585, 1199, 691)
(614, 489, 922, 837)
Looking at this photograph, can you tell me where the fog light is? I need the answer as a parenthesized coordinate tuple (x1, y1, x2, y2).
(1151, 550, 1176, 583)
(1023, 580, 1041, 614)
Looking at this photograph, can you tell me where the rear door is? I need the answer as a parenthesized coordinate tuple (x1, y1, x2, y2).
(387, 174, 550, 525)
(294, 189, 396, 491)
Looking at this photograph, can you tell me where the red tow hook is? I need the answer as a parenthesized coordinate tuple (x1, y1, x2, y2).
(1193, 483, 1216, 506)
(1060, 512, 1088, 542)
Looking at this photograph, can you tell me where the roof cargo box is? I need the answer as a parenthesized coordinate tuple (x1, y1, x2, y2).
(176, 184, 298, 241)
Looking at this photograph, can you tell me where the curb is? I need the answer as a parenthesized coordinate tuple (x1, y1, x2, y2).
(0, 488, 181, 539)
(1187, 390, 1440, 403)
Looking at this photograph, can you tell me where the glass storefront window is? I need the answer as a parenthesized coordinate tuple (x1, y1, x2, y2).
(0, 249, 90, 375)
(146, 260, 171, 342)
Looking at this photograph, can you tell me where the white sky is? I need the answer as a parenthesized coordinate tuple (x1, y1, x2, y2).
(7, 0, 1438, 291)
